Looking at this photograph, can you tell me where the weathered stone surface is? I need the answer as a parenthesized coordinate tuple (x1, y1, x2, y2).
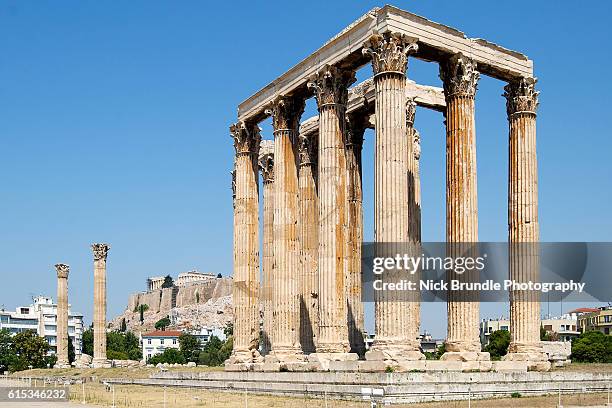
(92, 243, 110, 368)
(54, 263, 70, 369)
(424, 361, 462, 372)
(492, 361, 528, 372)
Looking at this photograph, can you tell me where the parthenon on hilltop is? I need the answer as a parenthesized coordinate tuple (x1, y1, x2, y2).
(229, 5, 547, 372)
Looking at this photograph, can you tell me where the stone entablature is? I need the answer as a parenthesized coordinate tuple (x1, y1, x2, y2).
(237, 5, 532, 123)
(177, 271, 216, 287)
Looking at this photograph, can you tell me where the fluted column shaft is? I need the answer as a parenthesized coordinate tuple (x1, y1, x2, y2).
(505, 78, 542, 353)
(440, 54, 482, 354)
(345, 114, 366, 356)
(309, 66, 354, 353)
(298, 132, 319, 353)
(230, 122, 261, 363)
(405, 100, 421, 344)
(259, 143, 274, 355)
(268, 96, 305, 359)
(55, 264, 70, 368)
(363, 32, 421, 356)
(92, 243, 110, 366)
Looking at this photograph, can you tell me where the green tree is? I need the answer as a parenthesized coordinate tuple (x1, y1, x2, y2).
(216, 273, 222, 278)
(106, 331, 142, 361)
(124, 331, 142, 360)
(161, 275, 174, 289)
(155, 316, 171, 331)
(82, 329, 93, 356)
(120, 318, 127, 333)
(0, 329, 16, 372)
(179, 333, 201, 363)
(223, 323, 233, 337)
(571, 331, 612, 363)
(11, 330, 50, 371)
(148, 348, 185, 365)
(197, 335, 231, 367)
(484, 329, 510, 360)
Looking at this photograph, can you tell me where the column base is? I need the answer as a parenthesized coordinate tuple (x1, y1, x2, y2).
(503, 345, 551, 371)
(440, 351, 490, 362)
(53, 362, 71, 369)
(307, 352, 359, 371)
(226, 348, 263, 365)
(265, 347, 304, 364)
(366, 340, 424, 363)
(91, 359, 112, 368)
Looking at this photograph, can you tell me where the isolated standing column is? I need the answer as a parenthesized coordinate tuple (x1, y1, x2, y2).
(229, 122, 261, 365)
(54, 263, 70, 368)
(92, 243, 111, 367)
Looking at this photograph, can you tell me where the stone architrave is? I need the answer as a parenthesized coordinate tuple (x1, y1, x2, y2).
(92, 243, 112, 368)
(259, 140, 275, 355)
(54, 263, 71, 369)
(297, 131, 319, 354)
(307, 65, 356, 361)
(439, 54, 489, 364)
(265, 95, 305, 363)
(228, 122, 262, 366)
(502, 77, 550, 371)
(362, 31, 423, 363)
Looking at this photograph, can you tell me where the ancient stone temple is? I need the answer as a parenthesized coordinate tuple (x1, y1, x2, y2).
(228, 5, 547, 372)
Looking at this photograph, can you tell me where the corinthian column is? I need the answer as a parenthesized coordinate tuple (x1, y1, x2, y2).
(307, 65, 355, 358)
(405, 99, 421, 346)
(54, 263, 70, 368)
(345, 113, 367, 357)
(439, 54, 488, 362)
(228, 122, 261, 365)
(502, 77, 550, 370)
(363, 32, 423, 362)
(92, 243, 111, 368)
(297, 131, 319, 354)
(259, 140, 274, 356)
(265, 95, 305, 362)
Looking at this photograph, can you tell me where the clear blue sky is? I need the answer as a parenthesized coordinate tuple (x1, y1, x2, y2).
(1, 1, 610, 338)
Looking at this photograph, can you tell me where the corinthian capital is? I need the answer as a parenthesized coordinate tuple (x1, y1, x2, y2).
(55, 263, 69, 279)
(439, 53, 480, 98)
(298, 132, 318, 167)
(258, 140, 275, 183)
(307, 65, 356, 108)
(504, 77, 539, 116)
(230, 121, 261, 156)
(265, 95, 305, 132)
(92, 243, 110, 261)
(363, 31, 418, 76)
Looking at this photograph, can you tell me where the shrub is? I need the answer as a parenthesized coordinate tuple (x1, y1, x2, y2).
(483, 329, 510, 359)
(148, 348, 185, 365)
(571, 331, 612, 363)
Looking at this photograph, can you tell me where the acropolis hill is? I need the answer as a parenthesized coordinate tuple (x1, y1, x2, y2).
(109, 271, 233, 333)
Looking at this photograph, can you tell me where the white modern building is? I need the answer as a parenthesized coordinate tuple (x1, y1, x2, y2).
(141, 327, 226, 361)
(0, 296, 84, 357)
(141, 330, 182, 361)
(480, 315, 580, 346)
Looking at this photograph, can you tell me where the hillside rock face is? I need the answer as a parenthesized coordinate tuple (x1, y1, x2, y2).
(110, 277, 233, 333)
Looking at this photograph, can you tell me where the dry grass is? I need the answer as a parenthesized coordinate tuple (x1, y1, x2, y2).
(553, 363, 612, 373)
(66, 384, 612, 408)
(12, 366, 222, 380)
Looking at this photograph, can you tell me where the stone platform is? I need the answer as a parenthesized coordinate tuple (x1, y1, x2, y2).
(225, 359, 529, 373)
(105, 370, 612, 404)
